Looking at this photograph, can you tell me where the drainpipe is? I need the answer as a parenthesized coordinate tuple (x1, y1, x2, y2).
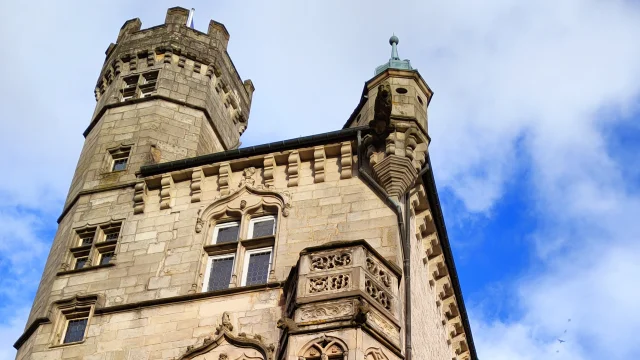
(356, 130, 413, 360)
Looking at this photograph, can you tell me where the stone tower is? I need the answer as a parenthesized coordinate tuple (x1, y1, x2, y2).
(15, 8, 477, 360)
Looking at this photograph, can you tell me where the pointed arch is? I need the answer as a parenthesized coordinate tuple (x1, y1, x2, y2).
(298, 335, 348, 359)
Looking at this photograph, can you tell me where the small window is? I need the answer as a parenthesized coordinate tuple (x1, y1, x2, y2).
(242, 248, 272, 286)
(248, 216, 276, 239)
(212, 222, 240, 244)
(63, 318, 88, 344)
(74, 257, 88, 270)
(395, 87, 408, 94)
(99, 252, 114, 265)
(109, 147, 130, 172)
(204, 255, 235, 291)
(120, 71, 159, 101)
(76, 227, 96, 247)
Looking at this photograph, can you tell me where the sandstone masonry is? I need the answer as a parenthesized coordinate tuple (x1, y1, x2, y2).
(15, 8, 477, 360)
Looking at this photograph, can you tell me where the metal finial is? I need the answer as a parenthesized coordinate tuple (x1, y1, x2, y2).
(390, 34, 400, 60)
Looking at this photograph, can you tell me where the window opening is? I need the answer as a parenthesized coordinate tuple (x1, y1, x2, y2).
(63, 318, 88, 344)
(109, 147, 130, 172)
(248, 216, 276, 239)
(242, 248, 272, 286)
(212, 221, 240, 244)
(204, 255, 235, 291)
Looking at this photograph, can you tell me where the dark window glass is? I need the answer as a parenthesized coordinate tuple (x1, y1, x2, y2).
(105, 232, 119, 242)
(245, 250, 271, 286)
(215, 224, 239, 244)
(100, 252, 114, 265)
(251, 219, 275, 238)
(63, 318, 88, 343)
(80, 236, 93, 246)
(74, 257, 88, 270)
(207, 256, 234, 291)
(112, 158, 128, 171)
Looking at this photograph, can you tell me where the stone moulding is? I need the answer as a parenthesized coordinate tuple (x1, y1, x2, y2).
(179, 313, 274, 360)
(372, 154, 417, 198)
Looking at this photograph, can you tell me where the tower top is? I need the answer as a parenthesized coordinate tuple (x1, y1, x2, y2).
(375, 35, 413, 75)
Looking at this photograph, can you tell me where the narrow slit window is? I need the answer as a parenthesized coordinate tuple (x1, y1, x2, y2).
(63, 318, 88, 344)
(242, 248, 272, 286)
(212, 222, 240, 244)
(204, 255, 235, 291)
(248, 216, 276, 239)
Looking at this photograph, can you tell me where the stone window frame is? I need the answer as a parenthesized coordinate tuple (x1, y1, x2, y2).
(60, 221, 121, 274)
(49, 295, 98, 348)
(201, 212, 278, 291)
(109, 145, 131, 172)
(119, 69, 159, 102)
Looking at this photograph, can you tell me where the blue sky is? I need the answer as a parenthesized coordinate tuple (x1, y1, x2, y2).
(1, 1, 640, 359)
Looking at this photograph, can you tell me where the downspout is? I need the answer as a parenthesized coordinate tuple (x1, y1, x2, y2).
(357, 130, 413, 360)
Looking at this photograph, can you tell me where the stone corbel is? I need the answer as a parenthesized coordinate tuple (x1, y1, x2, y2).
(146, 51, 155, 66)
(313, 146, 326, 183)
(287, 150, 300, 187)
(191, 168, 202, 203)
(160, 174, 173, 210)
(340, 141, 352, 179)
(133, 180, 146, 214)
(263, 154, 275, 188)
(178, 55, 186, 68)
(218, 162, 232, 196)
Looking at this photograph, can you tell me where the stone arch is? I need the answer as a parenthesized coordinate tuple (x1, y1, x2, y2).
(364, 347, 389, 360)
(298, 335, 348, 360)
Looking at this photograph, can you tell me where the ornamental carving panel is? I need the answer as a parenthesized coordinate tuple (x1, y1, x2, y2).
(308, 274, 350, 294)
(367, 310, 400, 345)
(365, 256, 392, 288)
(365, 277, 392, 310)
(310, 252, 352, 271)
(298, 300, 355, 322)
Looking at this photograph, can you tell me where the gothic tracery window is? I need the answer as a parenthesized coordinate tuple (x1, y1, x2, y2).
(300, 337, 347, 360)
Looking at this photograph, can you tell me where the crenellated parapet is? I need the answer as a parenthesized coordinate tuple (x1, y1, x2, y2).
(90, 7, 253, 147)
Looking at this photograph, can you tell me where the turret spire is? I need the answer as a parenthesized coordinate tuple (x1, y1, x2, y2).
(375, 34, 413, 75)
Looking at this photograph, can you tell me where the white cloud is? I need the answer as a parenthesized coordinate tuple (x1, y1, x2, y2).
(0, 0, 639, 359)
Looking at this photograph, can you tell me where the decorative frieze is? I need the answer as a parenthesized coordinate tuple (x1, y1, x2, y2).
(160, 174, 173, 210)
(310, 252, 352, 271)
(190, 168, 202, 203)
(287, 150, 300, 187)
(308, 274, 350, 294)
(340, 141, 352, 179)
(313, 146, 326, 183)
(133, 180, 146, 214)
(298, 299, 355, 322)
(218, 162, 231, 196)
(263, 154, 275, 188)
(366, 310, 400, 346)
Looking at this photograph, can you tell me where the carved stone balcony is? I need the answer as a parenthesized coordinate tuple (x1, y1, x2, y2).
(281, 240, 403, 352)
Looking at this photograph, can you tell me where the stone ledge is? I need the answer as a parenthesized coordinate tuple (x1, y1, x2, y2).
(56, 262, 115, 276)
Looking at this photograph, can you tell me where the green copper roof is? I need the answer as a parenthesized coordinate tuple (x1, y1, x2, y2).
(375, 35, 413, 75)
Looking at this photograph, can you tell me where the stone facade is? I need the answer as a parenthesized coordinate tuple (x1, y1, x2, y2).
(15, 8, 476, 360)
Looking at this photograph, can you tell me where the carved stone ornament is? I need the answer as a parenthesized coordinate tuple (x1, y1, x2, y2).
(195, 217, 204, 233)
(365, 347, 390, 360)
(199, 180, 292, 223)
(365, 256, 392, 288)
(310, 252, 352, 271)
(370, 82, 392, 137)
(308, 274, 350, 294)
(276, 317, 298, 332)
(299, 336, 347, 360)
(298, 300, 355, 322)
(179, 313, 273, 360)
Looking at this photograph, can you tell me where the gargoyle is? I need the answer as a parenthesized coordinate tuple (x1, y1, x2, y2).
(370, 82, 392, 136)
(276, 317, 298, 332)
(354, 299, 371, 325)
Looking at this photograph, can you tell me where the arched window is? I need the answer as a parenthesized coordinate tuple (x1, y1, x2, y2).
(299, 336, 347, 360)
